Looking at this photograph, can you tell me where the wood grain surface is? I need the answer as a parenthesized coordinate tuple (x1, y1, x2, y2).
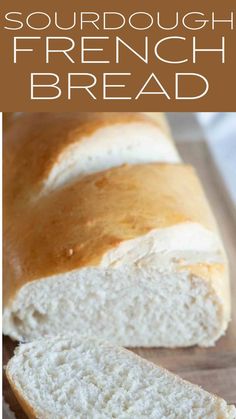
(3, 141, 236, 418)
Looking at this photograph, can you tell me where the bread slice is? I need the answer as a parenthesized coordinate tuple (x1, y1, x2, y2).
(3, 164, 230, 346)
(6, 335, 236, 419)
(3, 112, 180, 207)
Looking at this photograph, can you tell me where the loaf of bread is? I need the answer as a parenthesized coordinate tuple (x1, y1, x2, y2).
(3, 112, 180, 206)
(6, 335, 236, 419)
(3, 158, 230, 345)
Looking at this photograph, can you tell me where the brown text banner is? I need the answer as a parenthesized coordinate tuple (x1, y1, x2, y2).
(0, 0, 235, 111)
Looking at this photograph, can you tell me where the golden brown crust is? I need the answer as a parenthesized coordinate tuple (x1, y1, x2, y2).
(4, 163, 220, 306)
(6, 369, 37, 419)
(3, 112, 170, 208)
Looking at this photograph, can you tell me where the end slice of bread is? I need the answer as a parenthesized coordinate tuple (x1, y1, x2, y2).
(6, 335, 236, 419)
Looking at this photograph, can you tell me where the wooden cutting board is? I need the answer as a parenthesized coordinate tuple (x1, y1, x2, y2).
(3, 141, 236, 418)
